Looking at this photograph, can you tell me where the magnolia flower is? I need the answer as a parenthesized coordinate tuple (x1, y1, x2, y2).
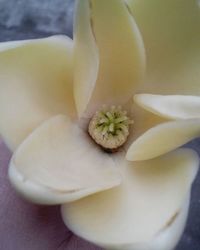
(0, 1, 200, 250)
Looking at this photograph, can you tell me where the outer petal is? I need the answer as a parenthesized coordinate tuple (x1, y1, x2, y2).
(126, 119, 200, 161)
(134, 94, 200, 120)
(61, 148, 198, 249)
(8, 115, 121, 205)
(74, 0, 145, 117)
(127, 0, 200, 94)
(0, 36, 76, 151)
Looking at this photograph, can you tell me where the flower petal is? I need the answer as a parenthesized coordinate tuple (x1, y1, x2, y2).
(74, 0, 145, 117)
(61, 148, 198, 249)
(126, 119, 200, 161)
(73, 0, 99, 117)
(0, 36, 76, 151)
(127, 0, 200, 94)
(134, 94, 200, 120)
(9, 115, 121, 205)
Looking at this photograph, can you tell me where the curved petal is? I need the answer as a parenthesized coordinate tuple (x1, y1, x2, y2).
(8, 115, 121, 205)
(126, 119, 200, 161)
(73, 0, 99, 117)
(127, 0, 200, 95)
(144, 196, 189, 250)
(134, 94, 200, 120)
(74, 0, 145, 117)
(61, 148, 198, 249)
(0, 36, 76, 151)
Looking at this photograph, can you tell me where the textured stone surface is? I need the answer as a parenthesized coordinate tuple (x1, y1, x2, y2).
(0, 0, 199, 249)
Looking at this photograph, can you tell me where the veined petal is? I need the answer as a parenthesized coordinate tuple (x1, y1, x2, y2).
(126, 119, 200, 161)
(74, 0, 145, 117)
(62, 148, 198, 249)
(0, 36, 76, 151)
(9, 115, 121, 205)
(127, 0, 200, 94)
(135, 94, 200, 120)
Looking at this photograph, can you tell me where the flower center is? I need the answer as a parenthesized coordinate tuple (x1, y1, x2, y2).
(88, 105, 133, 152)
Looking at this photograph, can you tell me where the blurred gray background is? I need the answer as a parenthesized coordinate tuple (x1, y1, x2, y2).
(0, 0, 199, 249)
(0, 0, 74, 40)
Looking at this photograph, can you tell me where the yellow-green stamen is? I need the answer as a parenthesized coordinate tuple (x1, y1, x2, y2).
(88, 105, 133, 151)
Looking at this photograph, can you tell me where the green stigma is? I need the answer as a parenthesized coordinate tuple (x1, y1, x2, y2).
(88, 105, 133, 151)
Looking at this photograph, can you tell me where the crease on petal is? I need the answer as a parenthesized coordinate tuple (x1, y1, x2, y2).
(146, 194, 190, 250)
(9, 115, 121, 205)
(74, 0, 145, 118)
(61, 148, 198, 248)
(134, 94, 200, 120)
(73, 0, 99, 117)
(0, 35, 76, 151)
(126, 118, 200, 161)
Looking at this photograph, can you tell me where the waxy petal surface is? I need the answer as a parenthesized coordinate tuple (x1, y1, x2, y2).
(73, 0, 99, 117)
(127, 119, 200, 161)
(127, 0, 200, 95)
(135, 94, 200, 120)
(0, 36, 75, 151)
(74, 0, 145, 117)
(62, 149, 198, 249)
(9, 115, 121, 205)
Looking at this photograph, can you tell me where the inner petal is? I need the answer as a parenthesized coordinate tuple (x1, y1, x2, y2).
(73, 0, 145, 117)
(127, 0, 200, 95)
(126, 118, 200, 161)
(134, 94, 200, 120)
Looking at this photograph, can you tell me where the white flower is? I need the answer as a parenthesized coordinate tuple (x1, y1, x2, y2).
(0, 1, 199, 250)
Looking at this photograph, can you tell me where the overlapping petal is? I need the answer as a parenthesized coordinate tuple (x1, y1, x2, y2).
(73, 0, 99, 117)
(62, 148, 198, 249)
(127, 0, 200, 95)
(73, 0, 145, 117)
(134, 94, 200, 119)
(126, 118, 200, 161)
(9, 115, 121, 205)
(0, 36, 76, 151)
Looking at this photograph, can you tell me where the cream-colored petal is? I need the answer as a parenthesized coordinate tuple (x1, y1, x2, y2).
(73, 0, 99, 117)
(126, 118, 200, 161)
(61, 148, 198, 249)
(135, 94, 200, 120)
(140, 196, 189, 250)
(8, 115, 121, 205)
(125, 100, 166, 151)
(0, 40, 31, 52)
(127, 0, 200, 95)
(98, 197, 190, 250)
(74, 0, 145, 117)
(0, 36, 76, 151)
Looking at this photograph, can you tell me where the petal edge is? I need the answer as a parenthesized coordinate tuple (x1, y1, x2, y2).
(9, 115, 121, 204)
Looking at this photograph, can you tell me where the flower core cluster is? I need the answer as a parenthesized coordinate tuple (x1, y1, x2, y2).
(88, 105, 133, 151)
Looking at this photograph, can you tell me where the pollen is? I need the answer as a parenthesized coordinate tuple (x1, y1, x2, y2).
(88, 105, 133, 152)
